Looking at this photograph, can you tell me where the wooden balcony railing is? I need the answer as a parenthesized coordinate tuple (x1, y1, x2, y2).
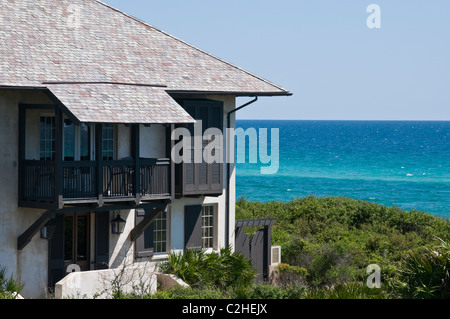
(20, 158, 171, 208)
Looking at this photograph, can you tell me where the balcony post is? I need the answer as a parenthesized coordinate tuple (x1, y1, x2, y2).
(95, 124, 104, 207)
(55, 106, 64, 209)
(132, 124, 141, 204)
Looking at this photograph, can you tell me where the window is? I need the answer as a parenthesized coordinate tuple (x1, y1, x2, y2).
(135, 208, 169, 258)
(202, 206, 215, 249)
(40, 115, 55, 161)
(80, 123, 91, 161)
(63, 119, 92, 161)
(64, 119, 75, 161)
(153, 210, 167, 253)
(102, 124, 114, 160)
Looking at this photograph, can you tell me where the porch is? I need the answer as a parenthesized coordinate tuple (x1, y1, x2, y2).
(20, 158, 171, 208)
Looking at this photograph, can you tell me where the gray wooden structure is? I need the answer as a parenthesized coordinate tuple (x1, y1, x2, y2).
(235, 219, 276, 282)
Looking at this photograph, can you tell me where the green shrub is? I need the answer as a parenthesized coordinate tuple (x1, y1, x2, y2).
(151, 286, 228, 299)
(271, 263, 308, 289)
(277, 263, 308, 277)
(246, 283, 306, 299)
(304, 282, 389, 299)
(236, 196, 450, 298)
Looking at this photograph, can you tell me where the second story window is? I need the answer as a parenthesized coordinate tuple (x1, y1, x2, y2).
(64, 120, 92, 161)
(80, 123, 90, 161)
(102, 124, 115, 161)
(64, 119, 75, 161)
(40, 115, 55, 161)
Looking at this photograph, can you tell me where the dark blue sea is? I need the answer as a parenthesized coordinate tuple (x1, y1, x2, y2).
(235, 120, 450, 219)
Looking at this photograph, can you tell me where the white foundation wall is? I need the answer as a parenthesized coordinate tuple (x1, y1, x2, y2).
(0, 90, 54, 298)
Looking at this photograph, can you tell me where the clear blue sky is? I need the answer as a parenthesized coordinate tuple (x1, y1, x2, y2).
(103, 0, 450, 120)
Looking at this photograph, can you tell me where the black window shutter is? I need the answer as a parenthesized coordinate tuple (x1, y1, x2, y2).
(48, 214, 65, 289)
(184, 205, 203, 250)
(179, 99, 224, 195)
(95, 212, 110, 270)
(135, 209, 154, 258)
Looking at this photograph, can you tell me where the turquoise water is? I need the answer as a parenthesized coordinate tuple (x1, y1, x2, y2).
(235, 120, 450, 219)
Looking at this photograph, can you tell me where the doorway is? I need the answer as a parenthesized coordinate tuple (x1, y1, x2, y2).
(48, 211, 110, 289)
(64, 212, 90, 272)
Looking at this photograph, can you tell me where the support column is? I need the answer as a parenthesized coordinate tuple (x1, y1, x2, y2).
(54, 106, 64, 209)
(132, 124, 141, 204)
(95, 124, 104, 207)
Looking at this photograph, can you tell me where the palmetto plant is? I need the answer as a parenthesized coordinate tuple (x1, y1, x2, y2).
(396, 239, 450, 299)
(160, 246, 256, 291)
(0, 266, 24, 299)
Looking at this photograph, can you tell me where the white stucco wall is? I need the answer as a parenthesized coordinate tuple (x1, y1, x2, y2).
(140, 124, 167, 159)
(0, 90, 53, 298)
(117, 124, 131, 160)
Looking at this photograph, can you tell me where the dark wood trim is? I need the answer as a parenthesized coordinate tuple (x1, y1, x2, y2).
(0, 86, 47, 90)
(17, 210, 54, 251)
(17, 104, 56, 110)
(54, 201, 170, 215)
(132, 124, 141, 204)
(19, 199, 58, 210)
(54, 106, 64, 209)
(95, 124, 104, 207)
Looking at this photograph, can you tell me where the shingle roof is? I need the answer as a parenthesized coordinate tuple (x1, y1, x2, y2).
(0, 0, 291, 123)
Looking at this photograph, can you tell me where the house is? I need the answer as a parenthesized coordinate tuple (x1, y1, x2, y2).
(0, 0, 291, 298)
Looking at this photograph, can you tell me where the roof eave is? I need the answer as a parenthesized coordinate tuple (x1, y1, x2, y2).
(167, 90, 293, 97)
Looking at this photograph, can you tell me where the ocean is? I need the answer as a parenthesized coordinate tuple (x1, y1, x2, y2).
(235, 120, 450, 219)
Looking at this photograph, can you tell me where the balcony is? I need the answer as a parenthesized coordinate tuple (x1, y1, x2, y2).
(19, 158, 171, 209)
